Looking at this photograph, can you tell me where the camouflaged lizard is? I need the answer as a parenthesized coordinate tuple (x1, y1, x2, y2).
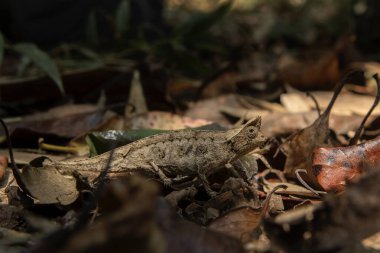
(54, 116, 267, 196)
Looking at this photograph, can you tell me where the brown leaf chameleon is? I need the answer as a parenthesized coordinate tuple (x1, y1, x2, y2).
(53, 116, 267, 196)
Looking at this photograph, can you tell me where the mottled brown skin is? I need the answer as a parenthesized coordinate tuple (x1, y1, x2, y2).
(56, 117, 267, 195)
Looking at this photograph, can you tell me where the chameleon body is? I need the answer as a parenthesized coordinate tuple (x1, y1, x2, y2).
(55, 117, 267, 195)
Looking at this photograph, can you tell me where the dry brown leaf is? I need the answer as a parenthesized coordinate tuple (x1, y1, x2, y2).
(281, 71, 365, 188)
(127, 111, 213, 130)
(264, 168, 380, 253)
(208, 207, 261, 242)
(20, 162, 79, 205)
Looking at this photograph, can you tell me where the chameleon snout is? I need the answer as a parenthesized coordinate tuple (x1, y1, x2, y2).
(257, 132, 268, 147)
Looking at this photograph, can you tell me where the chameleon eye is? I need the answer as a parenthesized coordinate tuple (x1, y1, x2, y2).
(247, 127, 257, 138)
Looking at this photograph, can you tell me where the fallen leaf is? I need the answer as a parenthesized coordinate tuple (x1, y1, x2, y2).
(276, 39, 346, 90)
(3, 106, 120, 148)
(312, 137, 380, 193)
(126, 70, 148, 118)
(281, 71, 365, 188)
(185, 94, 246, 124)
(208, 207, 261, 242)
(127, 111, 213, 130)
(0, 227, 32, 253)
(264, 168, 380, 253)
(20, 161, 79, 205)
(282, 90, 380, 116)
(156, 198, 244, 253)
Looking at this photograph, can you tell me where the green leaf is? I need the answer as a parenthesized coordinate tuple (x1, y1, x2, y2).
(0, 32, 4, 66)
(174, 1, 232, 41)
(12, 43, 64, 95)
(86, 129, 167, 156)
(16, 56, 31, 77)
(115, 0, 130, 37)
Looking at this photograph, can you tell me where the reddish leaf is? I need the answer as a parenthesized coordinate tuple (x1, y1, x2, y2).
(281, 71, 365, 188)
(313, 137, 380, 192)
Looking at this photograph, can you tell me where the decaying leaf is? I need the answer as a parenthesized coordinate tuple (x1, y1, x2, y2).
(2, 105, 121, 149)
(281, 71, 365, 188)
(156, 198, 244, 253)
(0, 227, 32, 253)
(276, 39, 347, 90)
(264, 168, 380, 253)
(281, 90, 380, 116)
(312, 74, 380, 192)
(126, 111, 213, 130)
(126, 70, 148, 118)
(208, 207, 261, 242)
(313, 137, 380, 193)
(20, 160, 79, 205)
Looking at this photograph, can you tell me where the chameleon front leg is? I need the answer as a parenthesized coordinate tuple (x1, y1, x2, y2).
(250, 152, 271, 170)
(197, 166, 217, 197)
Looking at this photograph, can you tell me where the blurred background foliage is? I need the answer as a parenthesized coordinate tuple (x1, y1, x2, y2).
(0, 0, 377, 98)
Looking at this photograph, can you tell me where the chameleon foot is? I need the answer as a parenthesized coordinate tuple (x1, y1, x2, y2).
(149, 161, 172, 186)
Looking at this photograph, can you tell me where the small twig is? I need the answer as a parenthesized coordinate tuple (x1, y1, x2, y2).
(260, 184, 288, 219)
(350, 74, 380, 145)
(293, 199, 313, 210)
(306, 92, 321, 116)
(295, 169, 319, 197)
(362, 128, 380, 136)
(260, 168, 287, 183)
(315, 71, 363, 122)
(0, 118, 28, 193)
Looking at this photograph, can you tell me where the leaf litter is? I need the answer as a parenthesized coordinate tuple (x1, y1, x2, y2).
(1, 3, 380, 251)
(0, 69, 379, 253)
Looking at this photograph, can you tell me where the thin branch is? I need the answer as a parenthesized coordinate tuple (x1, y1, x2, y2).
(0, 118, 28, 193)
(306, 92, 321, 116)
(260, 184, 288, 219)
(295, 169, 319, 197)
(350, 74, 380, 145)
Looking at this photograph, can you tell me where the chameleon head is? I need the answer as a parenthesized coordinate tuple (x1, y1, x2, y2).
(227, 116, 267, 156)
